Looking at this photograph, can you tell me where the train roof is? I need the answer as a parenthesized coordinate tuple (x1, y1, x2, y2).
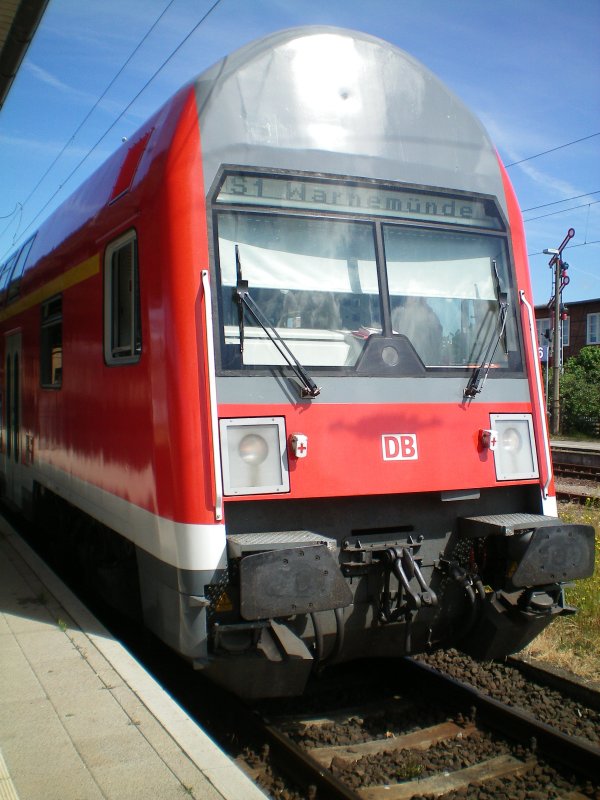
(3, 27, 509, 301)
(194, 26, 506, 211)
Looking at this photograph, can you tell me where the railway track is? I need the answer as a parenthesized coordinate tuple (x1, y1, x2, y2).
(420, 650, 600, 744)
(552, 444, 600, 503)
(552, 445, 600, 481)
(554, 462, 600, 483)
(9, 507, 600, 800)
(243, 657, 600, 800)
(554, 477, 599, 504)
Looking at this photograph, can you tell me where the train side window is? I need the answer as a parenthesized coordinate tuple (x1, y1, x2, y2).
(7, 235, 36, 302)
(104, 230, 141, 365)
(41, 296, 63, 388)
(0, 253, 18, 297)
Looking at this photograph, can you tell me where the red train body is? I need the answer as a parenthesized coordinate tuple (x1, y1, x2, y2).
(0, 28, 594, 697)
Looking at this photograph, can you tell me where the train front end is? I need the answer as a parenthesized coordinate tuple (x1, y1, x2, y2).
(193, 29, 595, 697)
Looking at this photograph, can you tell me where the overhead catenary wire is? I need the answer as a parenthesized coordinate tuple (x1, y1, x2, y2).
(0, 203, 22, 240)
(523, 199, 600, 223)
(528, 240, 600, 257)
(3, 0, 177, 259)
(18, 0, 177, 215)
(522, 193, 599, 257)
(521, 190, 600, 213)
(0, 203, 19, 220)
(7, 0, 224, 254)
(2, 5, 597, 267)
(504, 131, 600, 168)
(558, 239, 600, 250)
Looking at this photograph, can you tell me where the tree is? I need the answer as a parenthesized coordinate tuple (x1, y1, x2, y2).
(559, 346, 600, 436)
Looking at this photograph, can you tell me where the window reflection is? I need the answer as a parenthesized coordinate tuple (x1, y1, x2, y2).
(383, 226, 518, 368)
(216, 209, 521, 374)
(218, 213, 381, 368)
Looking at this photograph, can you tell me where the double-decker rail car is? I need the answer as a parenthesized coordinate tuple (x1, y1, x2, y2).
(0, 27, 594, 698)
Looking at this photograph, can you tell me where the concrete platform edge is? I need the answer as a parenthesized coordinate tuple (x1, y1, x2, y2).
(0, 516, 267, 800)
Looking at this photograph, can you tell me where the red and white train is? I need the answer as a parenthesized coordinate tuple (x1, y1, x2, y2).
(0, 27, 594, 697)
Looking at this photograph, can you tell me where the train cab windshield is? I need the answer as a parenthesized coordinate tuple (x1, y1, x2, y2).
(214, 172, 522, 377)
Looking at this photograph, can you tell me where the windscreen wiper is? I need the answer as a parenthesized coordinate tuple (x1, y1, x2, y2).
(234, 245, 321, 399)
(464, 260, 509, 399)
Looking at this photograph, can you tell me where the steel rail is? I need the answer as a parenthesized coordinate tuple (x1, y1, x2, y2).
(506, 655, 600, 712)
(399, 657, 600, 781)
(259, 719, 362, 800)
(554, 463, 600, 479)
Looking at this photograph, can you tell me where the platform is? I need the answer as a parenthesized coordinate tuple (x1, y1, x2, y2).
(0, 516, 266, 800)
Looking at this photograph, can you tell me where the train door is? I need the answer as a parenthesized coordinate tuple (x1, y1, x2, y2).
(3, 333, 23, 506)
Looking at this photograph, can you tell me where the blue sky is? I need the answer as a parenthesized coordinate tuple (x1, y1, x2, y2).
(0, 0, 598, 305)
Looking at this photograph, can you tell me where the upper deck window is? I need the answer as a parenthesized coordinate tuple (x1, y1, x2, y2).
(104, 230, 141, 365)
(0, 235, 36, 302)
(0, 254, 18, 296)
(7, 236, 36, 302)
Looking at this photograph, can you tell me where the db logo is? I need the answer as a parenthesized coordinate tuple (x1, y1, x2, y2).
(382, 434, 418, 461)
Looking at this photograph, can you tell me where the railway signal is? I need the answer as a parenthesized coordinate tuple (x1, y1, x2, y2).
(544, 228, 575, 435)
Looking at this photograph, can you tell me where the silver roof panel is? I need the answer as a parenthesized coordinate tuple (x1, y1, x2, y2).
(194, 27, 506, 212)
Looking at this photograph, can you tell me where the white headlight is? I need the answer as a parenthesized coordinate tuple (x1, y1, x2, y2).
(500, 427, 521, 452)
(239, 434, 269, 465)
(491, 414, 539, 481)
(220, 417, 290, 495)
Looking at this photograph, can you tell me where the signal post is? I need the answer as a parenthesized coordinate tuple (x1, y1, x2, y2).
(544, 228, 574, 435)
